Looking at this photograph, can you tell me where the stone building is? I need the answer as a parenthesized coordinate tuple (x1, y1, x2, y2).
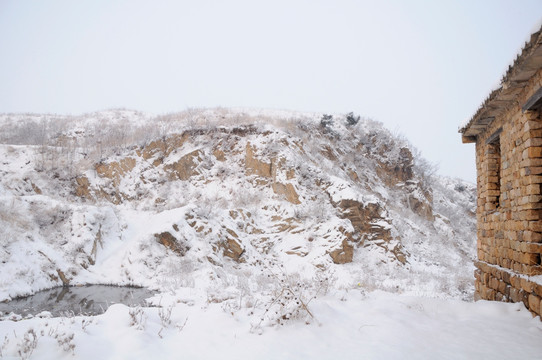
(460, 25, 542, 317)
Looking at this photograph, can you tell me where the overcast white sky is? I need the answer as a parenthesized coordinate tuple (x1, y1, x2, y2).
(1, 1, 542, 182)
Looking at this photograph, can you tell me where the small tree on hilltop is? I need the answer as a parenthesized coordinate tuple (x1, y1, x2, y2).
(320, 114, 333, 129)
(345, 112, 360, 126)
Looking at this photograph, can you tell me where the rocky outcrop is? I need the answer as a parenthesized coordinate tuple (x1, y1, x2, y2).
(245, 143, 272, 178)
(213, 148, 226, 162)
(221, 229, 245, 262)
(329, 239, 354, 264)
(272, 182, 301, 204)
(376, 147, 414, 187)
(154, 231, 189, 256)
(139, 133, 189, 163)
(165, 150, 201, 181)
(337, 199, 408, 264)
(339, 200, 393, 243)
(95, 157, 137, 186)
(404, 181, 434, 221)
(75, 176, 92, 199)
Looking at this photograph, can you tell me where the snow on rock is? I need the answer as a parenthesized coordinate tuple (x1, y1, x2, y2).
(0, 109, 477, 302)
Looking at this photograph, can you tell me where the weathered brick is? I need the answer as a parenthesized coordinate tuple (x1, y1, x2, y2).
(510, 287, 521, 302)
(528, 220, 542, 232)
(465, 67, 542, 314)
(524, 138, 542, 147)
(523, 231, 542, 243)
(527, 147, 542, 158)
(528, 294, 541, 315)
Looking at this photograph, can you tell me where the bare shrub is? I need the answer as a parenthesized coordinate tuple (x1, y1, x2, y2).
(53, 330, 75, 355)
(16, 329, 38, 360)
(251, 267, 334, 333)
(129, 306, 147, 330)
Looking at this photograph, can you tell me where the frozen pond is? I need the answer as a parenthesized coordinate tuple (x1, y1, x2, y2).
(0, 285, 157, 318)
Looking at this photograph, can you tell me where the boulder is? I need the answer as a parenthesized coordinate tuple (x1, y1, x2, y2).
(329, 240, 354, 264)
(154, 232, 189, 256)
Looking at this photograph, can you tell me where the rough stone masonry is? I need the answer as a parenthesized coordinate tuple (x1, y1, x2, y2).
(460, 24, 542, 318)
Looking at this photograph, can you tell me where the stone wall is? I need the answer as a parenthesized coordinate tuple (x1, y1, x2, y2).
(473, 68, 542, 317)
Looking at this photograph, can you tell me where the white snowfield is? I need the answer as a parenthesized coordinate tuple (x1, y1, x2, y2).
(0, 292, 541, 360)
(0, 108, 540, 358)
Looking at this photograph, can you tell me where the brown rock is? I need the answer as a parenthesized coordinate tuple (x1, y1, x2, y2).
(407, 194, 434, 221)
(75, 176, 92, 198)
(154, 232, 189, 255)
(330, 240, 354, 264)
(272, 182, 301, 204)
(57, 269, 70, 287)
(31, 182, 42, 194)
(245, 143, 272, 177)
(528, 294, 541, 315)
(338, 200, 393, 243)
(95, 157, 137, 186)
(375, 147, 414, 187)
(165, 150, 201, 180)
(392, 244, 408, 265)
(213, 148, 226, 161)
(222, 238, 245, 262)
(141, 138, 167, 160)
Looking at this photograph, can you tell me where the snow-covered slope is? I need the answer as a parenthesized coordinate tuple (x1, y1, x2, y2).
(0, 108, 476, 311)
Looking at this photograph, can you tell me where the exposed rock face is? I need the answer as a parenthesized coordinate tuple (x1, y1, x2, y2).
(339, 200, 393, 243)
(165, 150, 201, 180)
(95, 157, 137, 186)
(139, 133, 189, 161)
(75, 176, 91, 198)
(141, 138, 167, 160)
(213, 148, 226, 162)
(221, 229, 245, 262)
(337, 199, 408, 264)
(396, 147, 415, 182)
(154, 232, 189, 256)
(371, 145, 434, 221)
(330, 240, 354, 264)
(272, 182, 301, 204)
(404, 181, 434, 221)
(374, 147, 417, 190)
(223, 238, 244, 261)
(51, 113, 470, 276)
(245, 143, 272, 178)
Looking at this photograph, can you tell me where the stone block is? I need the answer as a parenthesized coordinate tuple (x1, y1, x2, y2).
(528, 294, 541, 315)
(525, 120, 542, 131)
(525, 138, 542, 147)
(523, 231, 542, 243)
(528, 221, 542, 232)
(521, 242, 542, 253)
(498, 279, 507, 294)
(521, 278, 535, 293)
(510, 287, 521, 302)
(527, 265, 542, 276)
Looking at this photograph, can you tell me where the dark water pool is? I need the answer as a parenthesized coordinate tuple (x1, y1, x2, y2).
(0, 285, 157, 318)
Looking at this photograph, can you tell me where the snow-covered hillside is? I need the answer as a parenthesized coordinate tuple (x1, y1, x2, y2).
(0, 108, 476, 304)
(6, 108, 528, 358)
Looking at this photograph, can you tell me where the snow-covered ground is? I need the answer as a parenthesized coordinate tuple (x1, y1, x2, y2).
(1, 291, 541, 359)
